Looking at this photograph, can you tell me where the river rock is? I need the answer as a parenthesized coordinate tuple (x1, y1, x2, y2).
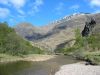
(55, 63, 100, 75)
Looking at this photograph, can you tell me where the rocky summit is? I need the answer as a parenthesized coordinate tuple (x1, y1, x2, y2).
(15, 13, 100, 52)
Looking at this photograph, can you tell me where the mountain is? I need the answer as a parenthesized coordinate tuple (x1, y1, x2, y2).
(15, 13, 100, 52)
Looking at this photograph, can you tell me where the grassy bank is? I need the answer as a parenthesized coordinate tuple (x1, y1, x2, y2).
(0, 54, 22, 63)
(83, 51, 100, 65)
(0, 54, 56, 63)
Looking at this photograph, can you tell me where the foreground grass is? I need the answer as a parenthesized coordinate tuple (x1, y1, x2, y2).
(0, 54, 23, 63)
(84, 51, 100, 65)
(0, 54, 56, 63)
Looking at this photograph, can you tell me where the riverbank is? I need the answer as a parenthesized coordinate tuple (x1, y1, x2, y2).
(55, 62, 100, 75)
(0, 54, 56, 63)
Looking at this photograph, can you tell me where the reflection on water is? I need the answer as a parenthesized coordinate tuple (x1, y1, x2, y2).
(0, 56, 79, 75)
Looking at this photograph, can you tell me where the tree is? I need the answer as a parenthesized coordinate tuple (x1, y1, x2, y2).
(0, 22, 43, 56)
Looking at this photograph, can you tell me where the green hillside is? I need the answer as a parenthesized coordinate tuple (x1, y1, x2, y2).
(0, 22, 43, 56)
(55, 28, 100, 64)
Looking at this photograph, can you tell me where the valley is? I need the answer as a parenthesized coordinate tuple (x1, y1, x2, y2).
(15, 13, 100, 52)
(0, 13, 100, 75)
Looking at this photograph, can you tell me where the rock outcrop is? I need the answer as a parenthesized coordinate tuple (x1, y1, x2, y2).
(82, 17, 96, 37)
(15, 13, 100, 51)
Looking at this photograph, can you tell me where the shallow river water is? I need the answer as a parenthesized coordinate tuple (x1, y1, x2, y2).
(0, 55, 79, 75)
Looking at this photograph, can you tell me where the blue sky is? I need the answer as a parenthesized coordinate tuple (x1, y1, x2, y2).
(0, 0, 100, 27)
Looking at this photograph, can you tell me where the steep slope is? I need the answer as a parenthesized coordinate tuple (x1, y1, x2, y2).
(0, 22, 43, 55)
(15, 13, 100, 52)
(16, 22, 50, 41)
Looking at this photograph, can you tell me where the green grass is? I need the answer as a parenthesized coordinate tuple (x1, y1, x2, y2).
(83, 51, 100, 65)
(0, 54, 23, 63)
(0, 53, 56, 63)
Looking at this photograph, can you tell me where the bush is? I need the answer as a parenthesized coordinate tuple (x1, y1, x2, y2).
(0, 22, 43, 56)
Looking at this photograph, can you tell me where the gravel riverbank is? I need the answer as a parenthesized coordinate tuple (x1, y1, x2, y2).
(0, 54, 56, 63)
(55, 62, 100, 75)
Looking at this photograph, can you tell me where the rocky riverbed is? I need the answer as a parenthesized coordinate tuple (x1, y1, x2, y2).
(55, 62, 100, 75)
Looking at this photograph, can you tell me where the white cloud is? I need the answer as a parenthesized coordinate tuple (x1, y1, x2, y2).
(0, 8, 10, 18)
(89, 0, 100, 7)
(17, 9, 25, 15)
(55, 2, 64, 15)
(0, 0, 26, 9)
(9, 0, 26, 9)
(0, 0, 9, 5)
(0, 0, 44, 18)
(0, 0, 26, 15)
(33, 0, 43, 12)
(69, 4, 80, 10)
(9, 0, 26, 15)
(28, 0, 44, 15)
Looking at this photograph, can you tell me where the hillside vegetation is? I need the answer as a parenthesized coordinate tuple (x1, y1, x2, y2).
(55, 27, 100, 64)
(0, 22, 43, 56)
(15, 13, 100, 52)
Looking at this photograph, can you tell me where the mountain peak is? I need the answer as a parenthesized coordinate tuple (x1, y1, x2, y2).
(15, 22, 34, 28)
(15, 13, 100, 51)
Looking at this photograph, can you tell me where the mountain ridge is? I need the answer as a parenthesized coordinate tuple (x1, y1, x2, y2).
(15, 13, 100, 51)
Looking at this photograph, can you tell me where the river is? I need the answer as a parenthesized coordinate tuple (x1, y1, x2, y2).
(0, 55, 79, 75)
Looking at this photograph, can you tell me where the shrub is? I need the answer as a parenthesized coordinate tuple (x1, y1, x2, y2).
(0, 22, 43, 56)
